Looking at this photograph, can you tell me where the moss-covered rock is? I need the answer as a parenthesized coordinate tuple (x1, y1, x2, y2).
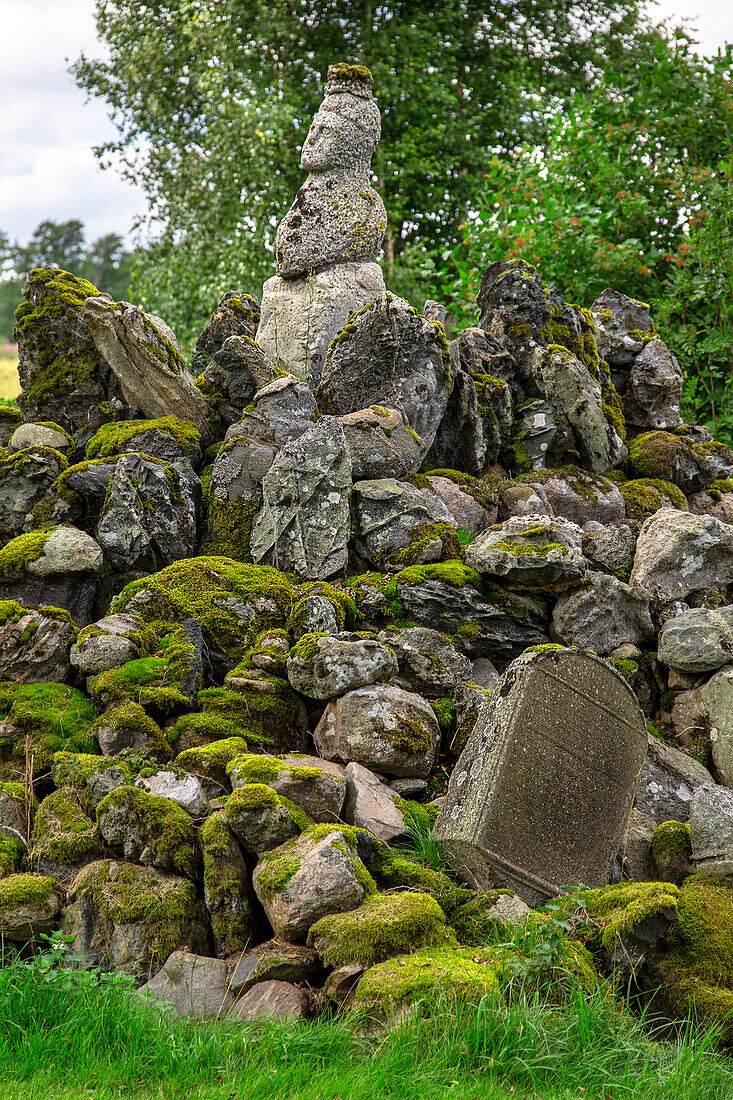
(113, 557, 298, 664)
(222, 782, 312, 855)
(52, 751, 133, 815)
(308, 891, 454, 968)
(351, 945, 502, 1018)
(0, 872, 60, 940)
(374, 852, 473, 915)
(619, 477, 687, 520)
(173, 737, 249, 792)
(651, 820, 692, 884)
(649, 874, 733, 1043)
(0, 681, 97, 780)
(13, 268, 129, 438)
(199, 810, 255, 957)
(30, 786, 101, 878)
(85, 417, 202, 464)
(66, 858, 205, 984)
(0, 838, 25, 878)
(96, 785, 199, 878)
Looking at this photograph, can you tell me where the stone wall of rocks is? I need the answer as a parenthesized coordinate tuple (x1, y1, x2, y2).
(2, 62, 733, 1034)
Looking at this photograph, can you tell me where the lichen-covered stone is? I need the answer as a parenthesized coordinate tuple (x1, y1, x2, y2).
(286, 631, 398, 700)
(0, 526, 103, 627)
(228, 753, 347, 824)
(140, 950, 235, 1018)
(630, 509, 733, 600)
(81, 296, 212, 442)
(192, 289, 261, 369)
(540, 347, 626, 473)
(552, 573, 654, 655)
(314, 683, 441, 778)
(623, 339, 683, 431)
(635, 736, 714, 823)
(591, 288, 653, 368)
(317, 293, 452, 455)
(659, 606, 733, 674)
(250, 416, 351, 579)
(466, 514, 587, 592)
(274, 64, 385, 279)
(0, 601, 75, 683)
(0, 446, 68, 543)
(378, 625, 471, 696)
(339, 405, 422, 480)
(70, 612, 151, 676)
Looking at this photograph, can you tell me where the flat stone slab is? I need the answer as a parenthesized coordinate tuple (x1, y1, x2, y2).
(435, 649, 646, 905)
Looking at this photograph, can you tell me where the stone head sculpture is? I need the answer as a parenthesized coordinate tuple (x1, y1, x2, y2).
(272, 62, 387, 279)
(300, 63, 381, 174)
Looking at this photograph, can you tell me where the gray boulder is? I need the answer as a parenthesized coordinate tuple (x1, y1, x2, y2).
(191, 290, 261, 369)
(136, 771, 208, 817)
(339, 405, 422, 480)
(630, 509, 733, 599)
(466, 514, 587, 592)
(379, 626, 472, 695)
(394, 566, 549, 660)
(81, 297, 212, 443)
(689, 784, 733, 876)
(659, 606, 733, 674)
(199, 811, 255, 958)
(591, 289, 653, 368)
(8, 422, 71, 454)
(317, 292, 452, 454)
(634, 736, 714, 823)
(286, 631, 398, 700)
(314, 683, 441, 778)
(140, 951, 235, 1018)
(228, 940, 321, 994)
(624, 340, 683, 431)
(252, 827, 368, 941)
(582, 523, 637, 579)
(95, 454, 199, 572)
(228, 980, 310, 1022)
(342, 762, 408, 844)
(250, 416, 351, 579)
(222, 784, 305, 856)
(540, 346, 626, 473)
(552, 573, 654, 655)
(516, 470, 625, 528)
(0, 446, 68, 542)
(421, 475, 497, 533)
(225, 374, 318, 448)
(70, 613, 147, 675)
(699, 666, 733, 787)
(197, 334, 273, 427)
(0, 526, 103, 627)
(352, 478, 456, 570)
(0, 602, 75, 683)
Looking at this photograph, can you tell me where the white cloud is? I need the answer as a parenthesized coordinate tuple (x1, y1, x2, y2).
(645, 0, 733, 53)
(0, 0, 147, 246)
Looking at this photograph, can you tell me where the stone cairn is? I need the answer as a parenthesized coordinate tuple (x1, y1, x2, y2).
(2, 61, 733, 1034)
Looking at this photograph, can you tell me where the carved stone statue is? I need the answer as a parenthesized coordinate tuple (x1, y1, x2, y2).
(256, 63, 387, 386)
(274, 64, 386, 277)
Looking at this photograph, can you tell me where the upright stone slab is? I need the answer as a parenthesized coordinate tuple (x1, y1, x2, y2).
(434, 649, 646, 905)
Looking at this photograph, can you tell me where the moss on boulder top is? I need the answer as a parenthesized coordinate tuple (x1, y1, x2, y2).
(113, 557, 298, 661)
(85, 417, 203, 463)
(0, 681, 97, 780)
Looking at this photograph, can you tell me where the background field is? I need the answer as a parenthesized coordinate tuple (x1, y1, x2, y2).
(0, 346, 20, 401)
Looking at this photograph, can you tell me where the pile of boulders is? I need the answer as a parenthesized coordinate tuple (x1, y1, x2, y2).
(3, 60, 733, 1037)
(1, 255, 733, 1036)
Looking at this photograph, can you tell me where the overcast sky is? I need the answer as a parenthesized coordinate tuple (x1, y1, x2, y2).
(0, 0, 731, 250)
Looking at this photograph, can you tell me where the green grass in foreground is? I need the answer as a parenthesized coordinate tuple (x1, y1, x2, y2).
(0, 346, 20, 401)
(1, 941, 732, 1100)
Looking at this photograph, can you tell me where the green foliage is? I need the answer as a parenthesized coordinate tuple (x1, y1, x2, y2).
(71, 0, 650, 347)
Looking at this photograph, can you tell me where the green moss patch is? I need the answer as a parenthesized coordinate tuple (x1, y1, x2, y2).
(619, 477, 687, 520)
(71, 859, 200, 969)
(86, 417, 202, 461)
(113, 558, 298, 659)
(0, 529, 51, 579)
(308, 891, 453, 967)
(199, 811, 253, 955)
(580, 880, 680, 953)
(0, 872, 55, 916)
(30, 787, 100, 866)
(0, 682, 97, 776)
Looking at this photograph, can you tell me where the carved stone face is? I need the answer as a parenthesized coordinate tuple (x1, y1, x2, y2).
(300, 93, 380, 173)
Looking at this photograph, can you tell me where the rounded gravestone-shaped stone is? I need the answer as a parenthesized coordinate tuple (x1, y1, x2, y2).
(434, 648, 647, 906)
